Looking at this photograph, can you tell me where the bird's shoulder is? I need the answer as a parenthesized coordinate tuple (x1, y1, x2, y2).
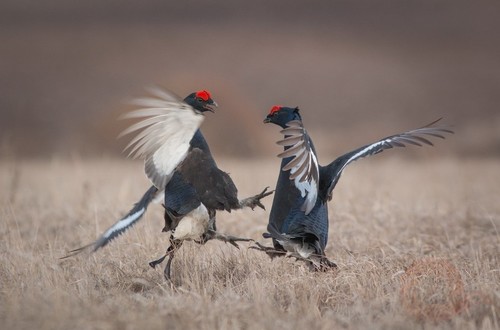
(176, 146, 239, 211)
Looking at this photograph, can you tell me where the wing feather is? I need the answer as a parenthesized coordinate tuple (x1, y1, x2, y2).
(325, 118, 454, 199)
(120, 88, 204, 189)
(277, 120, 319, 215)
(276, 135, 303, 146)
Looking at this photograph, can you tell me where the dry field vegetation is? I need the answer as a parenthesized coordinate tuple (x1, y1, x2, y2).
(1, 156, 499, 329)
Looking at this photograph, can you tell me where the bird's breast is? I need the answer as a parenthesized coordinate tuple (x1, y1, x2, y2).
(172, 204, 210, 241)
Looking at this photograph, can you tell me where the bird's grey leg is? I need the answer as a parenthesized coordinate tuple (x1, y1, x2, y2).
(149, 234, 175, 268)
(206, 229, 253, 248)
(207, 210, 216, 232)
(149, 253, 168, 268)
(149, 235, 183, 275)
(251, 242, 337, 270)
(239, 187, 273, 210)
(164, 251, 175, 281)
(163, 239, 183, 281)
(197, 211, 252, 248)
(305, 255, 337, 272)
(249, 242, 287, 259)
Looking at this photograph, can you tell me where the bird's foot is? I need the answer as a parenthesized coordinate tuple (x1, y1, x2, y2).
(322, 257, 337, 268)
(207, 230, 253, 248)
(249, 242, 287, 259)
(320, 257, 337, 270)
(239, 187, 274, 210)
(149, 253, 167, 269)
(309, 256, 337, 272)
(149, 238, 182, 270)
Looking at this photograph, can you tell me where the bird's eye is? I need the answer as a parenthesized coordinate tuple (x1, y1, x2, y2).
(197, 97, 204, 102)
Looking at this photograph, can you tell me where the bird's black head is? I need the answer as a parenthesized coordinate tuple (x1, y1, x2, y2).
(263, 105, 301, 128)
(184, 90, 218, 113)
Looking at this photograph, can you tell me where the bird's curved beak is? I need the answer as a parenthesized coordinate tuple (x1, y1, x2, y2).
(263, 117, 271, 124)
(204, 101, 218, 113)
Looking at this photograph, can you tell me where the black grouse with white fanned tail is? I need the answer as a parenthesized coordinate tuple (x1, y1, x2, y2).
(253, 106, 453, 270)
(64, 88, 272, 281)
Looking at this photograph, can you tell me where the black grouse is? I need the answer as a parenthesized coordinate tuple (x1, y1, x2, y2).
(65, 88, 272, 280)
(253, 105, 453, 270)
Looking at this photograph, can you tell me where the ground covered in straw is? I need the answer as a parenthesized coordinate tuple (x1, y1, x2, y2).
(1, 157, 498, 329)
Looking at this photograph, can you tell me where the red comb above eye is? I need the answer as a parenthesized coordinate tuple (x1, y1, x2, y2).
(195, 90, 211, 101)
(269, 105, 282, 115)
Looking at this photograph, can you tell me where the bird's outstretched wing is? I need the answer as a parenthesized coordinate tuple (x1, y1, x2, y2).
(324, 118, 454, 200)
(62, 88, 203, 258)
(277, 120, 320, 215)
(120, 87, 205, 189)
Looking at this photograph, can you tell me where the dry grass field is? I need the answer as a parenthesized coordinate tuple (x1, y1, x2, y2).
(1, 156, 499, 329)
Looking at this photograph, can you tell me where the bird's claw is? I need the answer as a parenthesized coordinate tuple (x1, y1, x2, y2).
(210, 231, 254, 248)
(249, 242, 287, 259)
(240, 186, 274, 210)
(204, 229, 253, 248)
(229, 241, 240, 249)
(249, 241, 270, 251)
(318, 257, 337, 271)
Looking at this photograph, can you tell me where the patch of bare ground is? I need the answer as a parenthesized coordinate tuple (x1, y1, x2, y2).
(0, 157, 498, 329)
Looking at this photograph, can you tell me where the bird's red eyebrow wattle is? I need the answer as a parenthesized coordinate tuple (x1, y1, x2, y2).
(269, 105, 282, 115)
(195, 90, 211, 101)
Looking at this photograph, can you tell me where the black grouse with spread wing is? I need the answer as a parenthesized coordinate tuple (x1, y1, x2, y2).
(65, 89, 271, 280)
(254, 105, 453, 270)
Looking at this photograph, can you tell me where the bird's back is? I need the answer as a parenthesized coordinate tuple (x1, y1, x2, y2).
(164, 130, 239, 217)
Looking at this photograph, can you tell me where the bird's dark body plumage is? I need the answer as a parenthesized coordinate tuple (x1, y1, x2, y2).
(257, 106, 453, 269)
(269, 159, 329, 255)
(64, 89, 272, 281)
(162, 129, 240, 232)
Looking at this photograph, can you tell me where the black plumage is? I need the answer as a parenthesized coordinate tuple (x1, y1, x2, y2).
(64, 89, 272, 281)
(254, 106, 453, 270)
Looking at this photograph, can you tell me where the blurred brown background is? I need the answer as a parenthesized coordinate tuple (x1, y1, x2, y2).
(1, 0, 499, 159)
